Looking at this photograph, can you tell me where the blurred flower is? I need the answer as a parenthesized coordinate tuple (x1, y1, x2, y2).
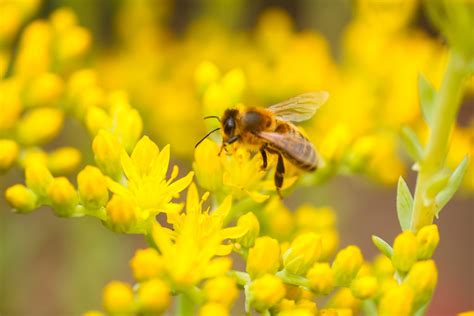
(137, 278, 171, 313)
(102, 281, 134, 314)
(249, 274, 286, 312)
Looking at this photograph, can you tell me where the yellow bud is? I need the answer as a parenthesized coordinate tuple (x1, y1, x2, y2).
(372, 254, 395, 277)
(85, 106, 111, 136)
(203, 276, 239, 307)
(332, 245, 364, 287)
(0, 139, 19, 171)
(48, 147, 81, 175)
(102, 281, 134, 314)
(24, 73, 64, 107)
(404, 260, 438, 309)
(137, 279, 170, 313)
(17, 108, 63, 146)
(320, 229, 339, 261)
(195, 61, 220, 93)
(82, 311, 104, 316)
(236, 212, 260, 248)
(416, 225, 439, 260)
(56, 26, 91, 61)
(392, 231, 418, 272)
(284, 232, 322, 276)
(198, 302, 229, 316)
(92, 130, 122, 179)
(193, 139, 223, 192)
(5, 184, 37, 213)
(50, 8, 77, 31)
(296, 299, 318, 315)
(249, 274, 286, 312)
(113, 105, 143, 152)
(21, 148, 48, 168)
(319, 308, 339, 316)
(247, 236, 281, 279)
(130, 248, 164, 281)
(306, 262, 334, 295)
(77, 166, 109, 210)
(0, 80, 22, 131)
(295, 205, 336, 231)
(350, 275, 378, 299)
(378, 284, 414, 316)
(47, 177, 78, 216)
(222, 68, 246, 100)
(326, 288, 360, 312)
(25, 162, 53, 197)
(106, 195, 137, 232)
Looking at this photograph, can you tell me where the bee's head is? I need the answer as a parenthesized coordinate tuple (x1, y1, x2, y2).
(222, 109, 239, 137)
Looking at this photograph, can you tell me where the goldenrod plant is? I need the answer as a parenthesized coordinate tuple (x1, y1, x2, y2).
(1, 0, 473, 315)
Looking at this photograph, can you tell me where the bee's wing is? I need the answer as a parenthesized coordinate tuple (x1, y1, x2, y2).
(258, 131, 318, 170)
(267, 91, 329, 122)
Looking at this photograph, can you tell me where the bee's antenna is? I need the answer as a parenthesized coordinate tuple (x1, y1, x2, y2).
(195, 127, 221, 148)
(203, 115, 221, 122)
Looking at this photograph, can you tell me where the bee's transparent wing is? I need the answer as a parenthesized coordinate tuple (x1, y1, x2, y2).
(267, 91, 329, 122)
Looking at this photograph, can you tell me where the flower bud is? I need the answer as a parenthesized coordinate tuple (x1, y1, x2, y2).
(77, 165, 109, 210)
(392, 231, 418, 272)
(137, 279, 170, 313)
(47, 177, 78, 217)
(130, 248, 164, 281)
(350, 275, 378, 299)
(373, 254, 395, 277)
(320, 229, 339, 261)
(82, 311, 104, 316)
(5, 184, 37, 213)
(306, 262, 334, 295)
(102, 281, 134, 314)
(404, 260, 438, 309)
(106, 194, 137, 232)
(92, 130, 122, 179)
(193, 139, 223, 192)
(326, 288, 360, 311)
(236, 212, 260, 248)
(47, 147, 81, 175)
(113, 105, 143, 153)
(283, 232, 322, 275)
(249, 274, 286, 312)
(378, 284, 414, 316)
(24, 73, 64, 107)
(85, 106, 111, 136)
(16, 107, 64, 146)
(0, 139, 19, 172)
(203, 276, 239, 307)
(25, 162, 53, 197)
(332, 245, 364, 287)
(198, 303, 229, 316)
(246, 236, 281, 279)
(195, 61, 220, 94)
(416, 225, 439, 260)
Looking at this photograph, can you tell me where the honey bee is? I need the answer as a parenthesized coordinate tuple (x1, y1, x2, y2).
(196, 92, 329, 196)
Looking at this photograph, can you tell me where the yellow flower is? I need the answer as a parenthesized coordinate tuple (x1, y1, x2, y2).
(107, 136, 194, 223)
(203, 276, 239, 307)
(25, 161, 53, 197)
(392, 231, 418, 272)
(137, 279, 170, 313)
(5, 184, 37, 213)
(151, 184, 245, 287)
(0, 139, 19, 172)
(404, 260, 438, 309)
(198, 302, 229, 316)
(23, 73, 64, 107)
(332, 245, 364, 287)
(283, 232, 322, 276)
(47, 147, 81, 175)
(306, 263, 334, 295)
(350, 275, 378, 299)
(82, 311, 104, 316)
(106, 194, 137, 233)
(92, 130, 122, 179)
(102, 281, 134, 314)
(326, 288, 360, 313)
(130, 248, 164, 281)
(236, 211, 260, 248)
(416, 224, 439, 260)
(249, 274, 286, 312)
(193, 139, 224, 192)
(247, 236, 281, 279)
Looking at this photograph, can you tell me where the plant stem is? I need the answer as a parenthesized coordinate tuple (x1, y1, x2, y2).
(410, 50, 469, 232)
(176, 293, 195, 316)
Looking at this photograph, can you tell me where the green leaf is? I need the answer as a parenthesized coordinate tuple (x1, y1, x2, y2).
(423, 170, 450, 207)
(418, 74, 436, 127)
(397, 176, 413, 231)
(435, 155, 469, 216)
(372, 235, 393, 258)
(400, 126, 424, 162)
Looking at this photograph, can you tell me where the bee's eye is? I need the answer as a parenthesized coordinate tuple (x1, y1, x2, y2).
(224, 119, 235, 135)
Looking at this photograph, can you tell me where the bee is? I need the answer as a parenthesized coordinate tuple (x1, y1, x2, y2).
(196, 92, 329, 196)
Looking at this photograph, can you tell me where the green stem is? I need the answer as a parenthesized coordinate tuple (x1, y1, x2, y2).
(176, 293, 195, 316)
(410, 50, 469, 232)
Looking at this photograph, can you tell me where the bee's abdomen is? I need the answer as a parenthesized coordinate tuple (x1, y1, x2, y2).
(282, 141, 318, 171)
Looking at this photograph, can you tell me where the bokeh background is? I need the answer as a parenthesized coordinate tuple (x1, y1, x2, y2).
(0, 0, 473, 315)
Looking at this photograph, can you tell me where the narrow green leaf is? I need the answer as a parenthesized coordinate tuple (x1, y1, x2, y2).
(400, 126, 424, 162)
(397, 176, 413, 231)
(418, 74, 436, 127)
(372, 235, 393, 258)
(423, 170, 451, 207)
(435, 155, 469, 216)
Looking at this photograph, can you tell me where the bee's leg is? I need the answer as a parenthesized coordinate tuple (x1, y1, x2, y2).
(218, 144, 225, 156)
(275, 153, 285, 198)
(260, 147, 268, 170)
(226, 135, 240, 144)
